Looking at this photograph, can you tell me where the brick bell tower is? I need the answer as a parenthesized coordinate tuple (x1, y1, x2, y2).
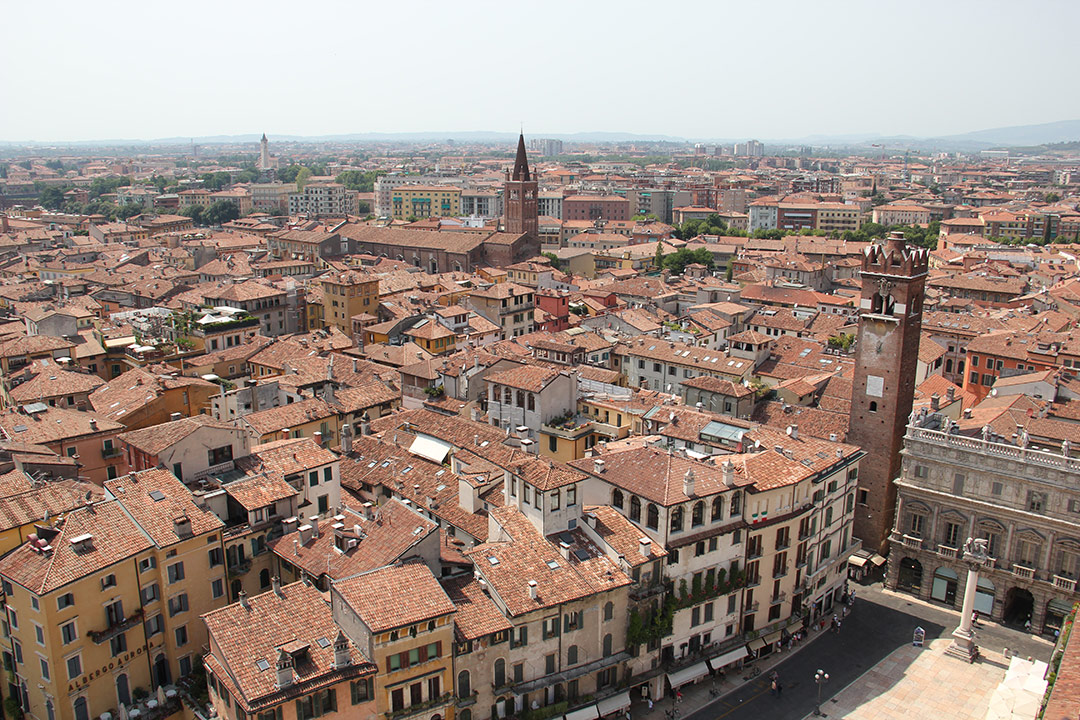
(848, 231, 928, 552)
(504, 133, 538, 239)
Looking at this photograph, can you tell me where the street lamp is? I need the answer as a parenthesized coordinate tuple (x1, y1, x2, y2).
(814, 669, 830, 716)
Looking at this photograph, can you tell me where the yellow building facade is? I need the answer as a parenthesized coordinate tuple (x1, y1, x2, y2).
(391, 186, 461, 220)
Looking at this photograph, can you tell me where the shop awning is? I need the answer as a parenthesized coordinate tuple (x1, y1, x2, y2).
(708, 646, 748, 670)
(408, 435, 453, 463)
(748, 637, 766, 652)
(563, 705, 599, 720)
(764, 630, 783, 646)
(1048, 599, 1075, 615)
(848, 555, 868, 567)
(596, 692, 631, 717)
(666, 661, 710, 688)
(869, 553, 887, 566)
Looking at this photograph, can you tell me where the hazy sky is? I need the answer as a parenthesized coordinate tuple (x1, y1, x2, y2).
(2, 0, 1078, 142)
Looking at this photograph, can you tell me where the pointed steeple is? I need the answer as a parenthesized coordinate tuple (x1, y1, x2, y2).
(261, 133, 268, 143)
(512, 133, 531, 182)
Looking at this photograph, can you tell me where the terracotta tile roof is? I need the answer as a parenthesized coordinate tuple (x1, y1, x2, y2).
(334, 563, 456, 632)
(89, 365, 216, 423)
(8, 366, 105, 403)
(0, 478, 104, 533)
(241, 398, 336, 437)
(269, 499, 436, 582)
(0, 405, 122, 445)
(582, 505, 666, 568)
(750, 401, 850, 442)
(0, 500, 152, 593)
(118, 414, 239, 455)
(105, 468, 224, 547)
(465, 507, 631, 616)
(440, 574, 513, 641)
(681, 375, 753, 398)
(202, 581, 376, 711)
(237, 437, 338, 478)
(485, 365, 562, 392)
(223, 473, 299, 511)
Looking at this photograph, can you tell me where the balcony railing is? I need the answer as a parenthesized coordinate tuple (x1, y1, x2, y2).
(1053, 575, 1077, 592)
(227, 559, 252, 577)
(103, 446, 123, 459)
(745, 601, 759, 613)
(902, 534, 923, 550)
(1012, 564, 1036, 580)
(88, 608, 144, 644)
(937, 544, 959, 559)
(771, 591, 787, 604)
(773, 564, 788, 579)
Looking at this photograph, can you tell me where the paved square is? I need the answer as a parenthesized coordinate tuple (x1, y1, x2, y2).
(810, 639, 1008, 720)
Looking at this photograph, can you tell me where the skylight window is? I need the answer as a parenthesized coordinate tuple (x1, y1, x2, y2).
(149, 490, 166, 502)
(546, 560, 561, 570)
(487, 556, 500, 565)
(255, 659, 271, 672)
(316, 637, 331, 648)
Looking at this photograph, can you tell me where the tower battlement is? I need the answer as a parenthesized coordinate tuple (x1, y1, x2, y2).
(862, 232, 929, 276)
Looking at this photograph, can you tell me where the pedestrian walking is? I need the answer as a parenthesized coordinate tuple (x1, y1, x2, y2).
(675, 690, 683, 704)
(647, 699, 653, 711)
(770, 679, 777, 697)
(830, 617, 837, 633)
(837, 619, 842, 633)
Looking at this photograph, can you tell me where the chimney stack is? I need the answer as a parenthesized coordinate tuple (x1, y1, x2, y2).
(946, 386, 956, 402)
(313, 431, 323, 447)
(639, 537, 651, 558)
(272, 575, 283, 597)
(930, 393, 940, 412)
(238, 590, 249, 609)
(721, 459, 735, 488)
(332, 630, 351, 668)
(360, 412, 371, 436)
(683, 468, 695, 497)
(275, 649, 293, 688)
(528, 580, 538, 600)
(593, 458, 606, 474)
(340, 423, 353, 453)
(309, 515, 320, 537)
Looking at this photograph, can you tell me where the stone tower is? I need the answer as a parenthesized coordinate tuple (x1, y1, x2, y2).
(259, 133, 270, 170)
(504, 133, 538, 239)
(848, 231, 928, 552)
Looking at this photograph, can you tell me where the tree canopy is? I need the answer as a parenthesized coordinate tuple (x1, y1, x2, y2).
(660, 248, 715, 275)
(336, 170, 384, 192)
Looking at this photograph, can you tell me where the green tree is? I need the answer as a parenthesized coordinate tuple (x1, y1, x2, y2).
(116, 203, 144, 220)
(200, 172, 232, 191)
(654, 241, 664, 269)
(661, 248, 715, 275)
(1046, 192, 1062, 203)
(278, 164, 302, 184)
(295, 167, 313, 189)
(542, 252, 562, 270)
(179, 204, 205, 225)
(203, 200, 240, 226)
(336, 170, 385, 192)
(37, 184, 70, 210)
(631, 213, 659, 221)
(89, 176, 131, 199)
(45, 159, 66, 172)
(725, 257, 734, 282)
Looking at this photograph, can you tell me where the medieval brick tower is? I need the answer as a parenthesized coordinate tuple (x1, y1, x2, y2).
(848, 231, 929, 552)
(504, 133, 538, 239)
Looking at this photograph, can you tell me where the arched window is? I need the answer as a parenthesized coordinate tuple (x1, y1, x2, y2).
(712, 496, 724, 522)
(669, 506, 683, 533)
(691, 501, 705, 527)
(73, 697, 89, 720)
(730, 492, 741, 518)
(458, 670, 471, 698)
(260, 569, 271, 590)
(493, 659, 505, 688)
(567, 645, 578, 665)
(116, 674, 131, 707)
(869, 401, 878, 413)
(630, 496, 642, 522)
(612, 489, 624, 509)
(647, 504, 659, 530)
(603, 602, 614, 621)
(603, 634, 613, 657)
(460, 711, 472, 720)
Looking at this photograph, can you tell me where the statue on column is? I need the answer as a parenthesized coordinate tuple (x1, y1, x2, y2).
(948, 537, 988, 663)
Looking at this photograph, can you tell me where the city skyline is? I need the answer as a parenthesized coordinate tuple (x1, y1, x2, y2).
(2, 0, 1079, 142)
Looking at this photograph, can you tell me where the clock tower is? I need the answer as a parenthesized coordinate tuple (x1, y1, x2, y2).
(848, 231, 928, 552)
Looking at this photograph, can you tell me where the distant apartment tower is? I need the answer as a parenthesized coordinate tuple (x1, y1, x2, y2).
(735, 139, 765, 157)
(529, 138, 564, 156)
(288, 182, 354, 217)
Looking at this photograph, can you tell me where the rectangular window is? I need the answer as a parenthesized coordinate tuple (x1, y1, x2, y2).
(212, 579, 224, 599)
(66, 654, 81, 680)
(40, 657, 49, 681)
(141, 583, 160, 604)
(110, 632, 127, 657)
(139, 556, 156, 573)
(546, 653, 556, 674)
(208, 548, 223, 566)
(175, 626, 188, 647)
(168, 562, 185, 583)
(61, 621, 77, 644)
(57, 593, 74, 610)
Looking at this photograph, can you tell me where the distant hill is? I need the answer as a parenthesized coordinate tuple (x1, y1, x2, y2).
(936, 119, 1080, 146)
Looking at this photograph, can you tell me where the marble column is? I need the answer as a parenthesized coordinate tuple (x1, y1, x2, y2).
(946, 537, 988, 662)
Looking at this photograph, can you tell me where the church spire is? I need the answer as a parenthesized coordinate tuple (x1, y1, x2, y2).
(512, 133, 531, 182)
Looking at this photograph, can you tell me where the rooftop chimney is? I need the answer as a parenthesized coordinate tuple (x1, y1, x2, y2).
(963, 408, 973, 419)
(282, 516, 299, 534)
(639, 537, 651, 558)
(238, 590, 249, 609)
(930, 393, 940, 412)
(275, 649, 293, 688)
(298, 523, 313, 544)
(360, 412, 371, 436)
(173, 515, 192, 537)
(786, 424, 798, 440)
(170, 412, 182, 422)
(528, 580, 538, 600)
(332, 630, 351, 669)
(683, 468, 696, 497)
(340, 423, 353, 454)
(946, 386, 956, 402)
(721, 459, 736, 488)
(593, 458, 606, 474)
(313, 431, 323, 447)
(309, 515, 319, 538)
(272, 575, 284, 597)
